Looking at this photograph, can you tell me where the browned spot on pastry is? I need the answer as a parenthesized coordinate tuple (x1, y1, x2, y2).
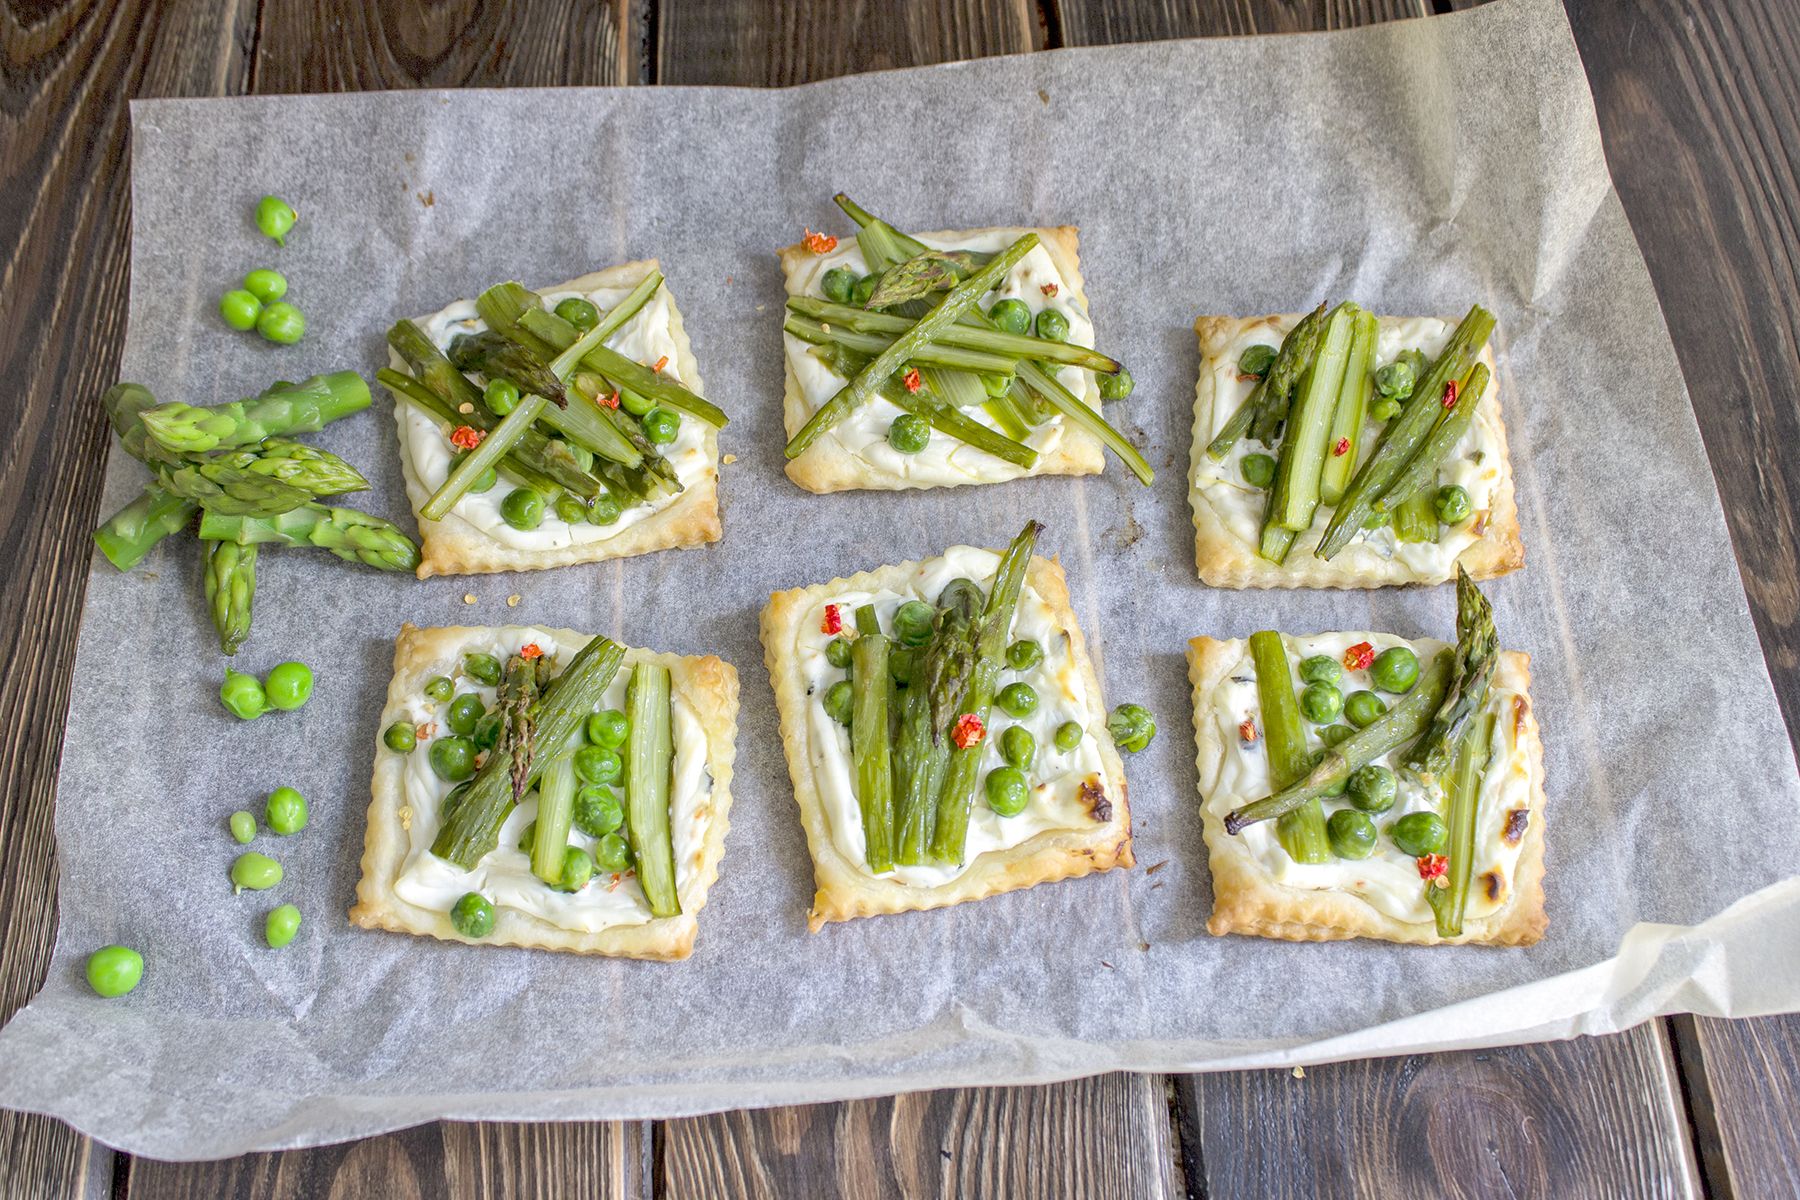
(1473, 511, 1490, 536)
(1513, 694, 1530, 737)
(1502, 808, 1529, 846)
(1482, 870, 1505, 902)
(1145, 860, 1169, 876)
(1080, 778, 1111, 823)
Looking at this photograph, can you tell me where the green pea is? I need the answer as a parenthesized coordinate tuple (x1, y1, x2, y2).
(451, 892, 495, 939)
(888, 647, 918, 687)
(384, 721, 417, 753)
(1097, 367, 1134, 401)
(471, 711, 502, 751)
(555, 495, 590, 525)
(500, 488, 545, 530)
(1034, 308, 1070, 342)
(515, 820, 537, 852)
(1435, 484, 1473, 525)
(938, 577, 984, 610)
(264, 903, 302, 949)
(447, 450, 497, 492)
(822, 267, 858, 304)
(1348, 764, 1397, 813)
(1398, 348, 1429, 378)
(85, 946, 143, 998)
(554, 296, 600, 332)
(574, 745, 622, 786)
(244, 268, 287, 304)
(231, 850, 283, 892)
(424, 675, 454, 703)
(220, 669, 269, 720)
(1299, 655, 1342, 685)
(586, 709, 629, 748)
(441, 781, 473, 823)
(484, 377, 520, 416)
(642, 407, 680, 445)
(997, 682, 1038, 719)
(1371, 646, 1420, 694)
(1369, 396, 1403, 422)
(465, 653, 502, 686)
(446, 693, 485, 736)
(887, 413, 930, 454)
(1054, 721, 1084, 753)
(1389, 811, 1448, 857)
(554, 846, 595, 893)
(1237, 344, 1277, 377)
(822, 680, 854, 726)
(263, 660, 313, 710)
(1005, 640, 1043, 671)
(264, 786, 308, 835)
(1000, 725, 1037, 770)
(255, 194, 297, 245)
(850, 273, 879, 306)
(1374, 358, 1416, 400)
(1108, 703, 1156, 752)
(620, 387, 654, 417)
(1327, 810, 1378, 860)
(1344, 690, 1388, 728)
(825, 637, 854, 669)
(988, 298, 1031, 334)
(981, 372, 1014, 399)
(573, 785, 624, 837)
(429, 736, 477, 782)
(1319, 723, 1355, 747)
(219, 289, 262, 331)
(985, 766, 1030, 816)
(256, 301, 306, 345)
(564, 441, 595, 472)
(594, 832, 631, 873)
(229, 810, 257, 844)
(1241, 453, 1276, 489)
(1298, 682, 1343, 724)
(590, 492, 624, 524)
(892, 600, 937, 647)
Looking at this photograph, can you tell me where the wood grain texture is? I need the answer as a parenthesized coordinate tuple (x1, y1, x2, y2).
(126, 1120, 650, 1200)
(1178, 1032, 1700, 1199)
(662, 1074, 1177, 1199)
(1672, 1014, 1800, 1200)
(0, 2, 254, 1195)
(654, 0, 1045, 86)
(1052, 0, 1430, 42)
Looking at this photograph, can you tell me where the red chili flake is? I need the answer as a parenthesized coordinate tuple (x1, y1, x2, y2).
(951, 713, 986, 749)
(1238, 718, 1259, 743)
(1442, 379, 1460, 409)
(652, 355, 669, 374)
(1040, 282, 1060, 297)
(415, 722, 435, 740)
(598, 391, 620, 410)
(449, 425, 483, 450)
(520, 643, 543, 660)
(1332, 436, 1351, 457)
(1342, 641, 1375, 671)
(1417, 853, 1448, 881)
(821, 604, 842, 635)
(903, 367, 923, 393)
(802, 229, 838, 254)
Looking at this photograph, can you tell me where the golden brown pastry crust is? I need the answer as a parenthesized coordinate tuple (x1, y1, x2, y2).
(1187, 635, 1546, 946)
(761, 551, 1132, 930)
(1188, 314, 1525, 589)
(777, 226, 1105, 493)
(349, 623, 738, 961)
(391, 260, 722, 578)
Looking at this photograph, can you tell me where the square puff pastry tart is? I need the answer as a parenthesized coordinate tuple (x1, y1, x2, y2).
(1189, 313, 1524, 589)
(777, 226, 1105, 493)
(350, 623, 738, 961)
(1187, 632, 1547, 946)
(761, 547, 1132, 929)
(391, 260, 721, 579)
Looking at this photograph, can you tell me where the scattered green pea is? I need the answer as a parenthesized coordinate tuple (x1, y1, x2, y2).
(888, 647, 918, 687)
(1369, 396, 1403, 422)
(988, 298, 1031, 334)
(1348, 764, 1397, 813)
(424, 675, 454, 703)
(554, 296, 600, 333)
(619, 387, 655, 417)
(220, 669, 270, 720)
(1327, 810, 1378, 860)
(593, 832, 631, 873)
(574, 745, 622, 786)
(1435, 484, 1473, 525)
(265, 786, 308, 835)
(264, 660, 313, 711)
(1374, 358, 1416, 400)
(1097, 367, 1134, 401)
(1371, 646, 1420, 694)
(985, 766, 1030, 817)
(515, 820, 537, 852)
(642, 407, 680, 445)
(590, 493, 624, 525)
(555, 495, 590, 525)
(451, 892, 495, 939)
(384, 721, 417, 753)
(1000, 725, 1037, 770)
(500, 488, 545, 530)
(446, 693, 486, 736)
(1299, 655, 1342, 685)
(255, 194, 297, 245)
(484, 377, 520, 417)
(892, 600, 937, 647)
(229, 810, 256, 844)
(264, 903, 302, 949)
(1343, 690, 1388, 729)
(1299, 681, 1343, 724)
(564, 441, 595, 472)
(1005, 639, 1043, 672)
(1107, 703, 1156, 752)
(85, 946, 143, 998)
(1054, 721, 1084, 753)
(256, 301, 306, 345)
(1034, 308, 1070, 342)
(981, 371, 1014, 398)
(429, 736, 477, 782)
(1237, 344, 1277, 377)
(554, 846, 595, 893)
(821, 267, 858, 304)
(1389, 811, 1448, 857)
(887, 413, 930, 454)
(850, 273, 879, 306)
(1319, 723, 1355, 747)
(243, 268, 287, 304)
(465, 653, 502, 686)
(231, 851, 283, 892)
(1241, 453, 1277, 489)
(573, 785, 624, 838)
(219, 289, 262, 331)
(587, 709, 629, 748)
(825, 637, 854, 669)
(997, 682, 1039, 719)
(822, 680, 854, 726)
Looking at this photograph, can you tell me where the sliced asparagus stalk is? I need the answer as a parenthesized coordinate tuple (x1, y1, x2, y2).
(93, 485, 197, 571)
(377, 367, 595, 497)
(1319, 309, 1378, 506)
(517, 306, 728, 428)
(1375, 363, 1490, 513)
(532, 755, 578, 885)
(197, 504, 420, 572)
(893, 584, 981, 865)
(1017, 360, 1154, 485)
(1393, 486, 1441, 543)
(782, 313, 1017, 375)
(204, 540, 257, 656)
(1405, 566, 1499, 777)
(1428, 709, 1497, 937)
(1205, 306, 1326, 463)
(1249, 631, 1329, 864)
(420, 392, 550, 521)
(1267, 302, 1355, 535)
(785, 297, 1120, 373)
(135, 372, 372, 455)
(850, 605, 896, 875)
(389, 320, 487, 413)
(502, 652, 547, 804)
(625, 660, 681, 918)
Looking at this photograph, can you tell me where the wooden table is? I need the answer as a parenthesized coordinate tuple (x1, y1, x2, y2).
(2, 1, 1795, 1195)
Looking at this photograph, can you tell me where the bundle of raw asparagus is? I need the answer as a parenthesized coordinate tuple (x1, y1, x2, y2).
(784, 196, 1153, 483)
(92, 372, 420, 655)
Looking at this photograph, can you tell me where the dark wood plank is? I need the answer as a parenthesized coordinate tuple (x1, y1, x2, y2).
(0, 2, 255, 1195)
(1563, 2, 1800, 1195)
(1054, 0, 1430, 43)
(126, 1120, 649, 1199)
(662, 1073, 1177, 1199)
(1178, 1033, 1699, 1199)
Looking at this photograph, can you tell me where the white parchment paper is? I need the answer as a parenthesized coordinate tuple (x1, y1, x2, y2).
(1, 0, 1797, 1159)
